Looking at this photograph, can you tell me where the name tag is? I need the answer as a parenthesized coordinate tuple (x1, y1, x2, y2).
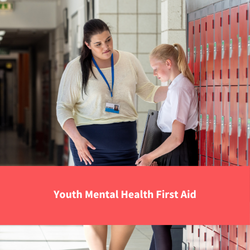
(105, 103, 120, 113)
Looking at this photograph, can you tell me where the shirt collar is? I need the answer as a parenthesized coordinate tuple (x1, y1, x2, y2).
(168, 73, 184, 89)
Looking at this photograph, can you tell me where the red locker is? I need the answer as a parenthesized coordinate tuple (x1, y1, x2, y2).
(229, 225, 237, 244)
(221, 236, 229, 250)
(222, 86, 230, 163)
(200, 87, 207, 157)
(201, 17, 207, 87)
(207, 14, 214, 86)
(188, 21, 194, 77)
(229, 241, 237, 250)
(200, 155, 206, 166)
(207, 227, 214, 250)
(229, 86, 238, 165)
(213, 225, 220, 234)
(194, 19, 201, 86)
(200, 226, 207, 250)
(214, 87, 221, 161)
(222, 160, 229, 166)
(214, 11, 222, 86)
(222, 9, 230, 86)
(238, 86, 247, 166)
(221, 225, 229, 238)
(229, 7, 239, 86)
(194, 225, 200, 250)
(239, 4, 248, 86)
(214, 158, 220, 165)
(207, 156, 213, 166)
(207, 86, 214, 158)
(213, 232, 220, 250)
(238, 225, 247, 249)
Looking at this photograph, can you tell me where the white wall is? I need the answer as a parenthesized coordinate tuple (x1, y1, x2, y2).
(0, 1, 56, 29)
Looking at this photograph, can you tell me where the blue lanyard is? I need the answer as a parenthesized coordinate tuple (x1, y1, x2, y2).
(92, 54, 114, 98)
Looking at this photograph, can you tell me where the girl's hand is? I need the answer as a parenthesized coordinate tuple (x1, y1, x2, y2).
(74, 136, 96, 165)
(135, 154, 154, 166)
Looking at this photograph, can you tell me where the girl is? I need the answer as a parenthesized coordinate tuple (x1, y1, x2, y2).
(136, 44, 198, 250)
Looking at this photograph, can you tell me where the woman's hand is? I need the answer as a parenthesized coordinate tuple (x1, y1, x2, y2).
(74, 136, 96, 165)
(135, 153, 154, 166)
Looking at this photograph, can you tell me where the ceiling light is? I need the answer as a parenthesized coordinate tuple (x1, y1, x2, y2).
(0, 31, 5, 36)
(0, 37, 3, 41)
(0, 0, 7, 2)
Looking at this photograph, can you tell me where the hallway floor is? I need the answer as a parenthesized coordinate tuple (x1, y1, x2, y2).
(0, 226, 152, 250)
(0, 129, 54, 166)
(0, 130, 152, 249)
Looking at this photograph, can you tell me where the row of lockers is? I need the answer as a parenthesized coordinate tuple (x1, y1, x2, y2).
(187, 2, 250, 166)
(186, 225, 249, 250)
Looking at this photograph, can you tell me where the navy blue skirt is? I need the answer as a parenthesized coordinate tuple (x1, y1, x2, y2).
(70, 121, 138, 166)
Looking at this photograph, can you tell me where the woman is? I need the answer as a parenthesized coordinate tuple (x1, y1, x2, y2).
(56, 19, 167, 250)
(136, 44, 198, 250)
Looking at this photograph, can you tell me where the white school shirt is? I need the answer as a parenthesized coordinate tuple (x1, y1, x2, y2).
(157, 73, 198, 133)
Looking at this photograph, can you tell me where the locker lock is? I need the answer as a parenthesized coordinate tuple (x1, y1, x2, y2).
(194, 46, 196, 63)
(229, 39, 233, 58)
(206, 114, 209, 132)
(213, 115, 216, 133)
(200, 45, 203, 62)
(247, 119, 250, 139)
(213, 42, 217, 60)
(229, 117, 232, 136)
(238, 118, 241, 137)
(248, 36, 250, 56)
(206, 43, 209, 61)
(199, 114, 202, 131)
(221, 40, 225, 59)
(188, 48, 190, 63)
(238, 37, 242, 57)
(221, 116, 225, 134)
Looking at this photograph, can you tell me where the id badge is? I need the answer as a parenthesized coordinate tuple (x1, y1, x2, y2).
(105, 102, 120, 113)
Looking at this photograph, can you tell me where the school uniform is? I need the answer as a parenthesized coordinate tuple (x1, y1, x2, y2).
(150, 73, 198, 250)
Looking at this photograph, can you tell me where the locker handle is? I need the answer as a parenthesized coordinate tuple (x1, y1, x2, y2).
(237, 12, 239, 23)
(211, 236, 214, 246)
(236, 227, 238, 237)
(228, 15, 230, 24)
(204, 232, 207, 241)
(220, 17, 222, 26)
(198, 228, 200, 237)
(236, 92, 239, 102)
(246, 93, 248, 103)
(245, 232, 247, 243)
(212, 92, 214, 101)
(220, 92, 222, 102)
(246, 68, 248, 79)
(247, 10, 249, 20)
(212, 19, 214, 29)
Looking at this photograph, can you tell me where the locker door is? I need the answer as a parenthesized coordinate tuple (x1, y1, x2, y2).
(229, 86, 238, 165)
(222, 160, 228, 166)
(187, 225, 194, 250)
(201, 17, 207, 87)
(200, 87, 207, 158)
(214, 225, 220, 234)
(207, 14, 214, 86)
(207, 86, 214, 159)
(201, 155, 206, 166)
(200, 226, 207, 250)
(194, 19, 201, 86)
(214, 87, 221, 162)
(222, 86, 230, 163)
(238, 225, 247, 249)
(222, 9, 230, 86)
(207, 227, 213, 250)
(188, 21, 194, 78)
(229, 241, 237, 250)
(247, 225, 250, 250)
(221, 225, 229, 238)
(214, 12, 222, 86)
(230, 225, 237, 245)
(207, 156, 213, 166)
(229, 7, 239, 86)
(221, 236, 228, 250)
(214, 158, 220, 165)
(194, 225, 200, 250)
(238, 86, 247, 166)
(239, 4, 248, 86)
(213, 232, 220, 250)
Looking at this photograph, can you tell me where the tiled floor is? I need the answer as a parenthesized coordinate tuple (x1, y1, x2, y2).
(0, 130, 152, 249)
(0, 225, 152, 250)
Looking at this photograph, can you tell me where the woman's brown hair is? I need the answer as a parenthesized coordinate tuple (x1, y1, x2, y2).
(150, 43, 194, 84)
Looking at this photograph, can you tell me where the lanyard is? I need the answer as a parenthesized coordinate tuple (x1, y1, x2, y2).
(92, 54, 114, 98)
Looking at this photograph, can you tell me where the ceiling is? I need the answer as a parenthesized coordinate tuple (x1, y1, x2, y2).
(0, 29, 50, 50)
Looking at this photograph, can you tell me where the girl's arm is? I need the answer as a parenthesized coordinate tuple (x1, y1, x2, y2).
(135, 120, 185, 166)
(153, 86, 168, 103)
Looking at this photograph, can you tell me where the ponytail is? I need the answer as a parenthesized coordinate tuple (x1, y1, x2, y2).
(150, 43, 194, 84)
(173, 44, 194, 84)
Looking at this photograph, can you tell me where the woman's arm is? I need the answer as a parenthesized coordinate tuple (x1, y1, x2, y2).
(63, 118, 96, 165)
(153, 86, 168, 103)
(135, 120, 185, 166)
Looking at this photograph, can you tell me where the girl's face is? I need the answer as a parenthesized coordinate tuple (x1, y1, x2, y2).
(150, 56, 171, 82)
(85, 30, 113, 61)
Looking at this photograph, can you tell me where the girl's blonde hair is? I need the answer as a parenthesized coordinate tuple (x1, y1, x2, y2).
(150, 43, 194, 84)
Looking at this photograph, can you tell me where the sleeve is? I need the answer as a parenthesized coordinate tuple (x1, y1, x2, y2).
(129, 53, 160, 103)
(170, 88, 192, 125)
(56, 61, 81, 128)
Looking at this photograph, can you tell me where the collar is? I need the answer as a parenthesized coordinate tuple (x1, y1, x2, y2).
(168, 73, 184, 89)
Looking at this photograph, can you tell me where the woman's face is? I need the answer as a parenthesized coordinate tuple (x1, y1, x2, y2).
(85, 30, 113, 61)
(150, 56, 171, 82)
